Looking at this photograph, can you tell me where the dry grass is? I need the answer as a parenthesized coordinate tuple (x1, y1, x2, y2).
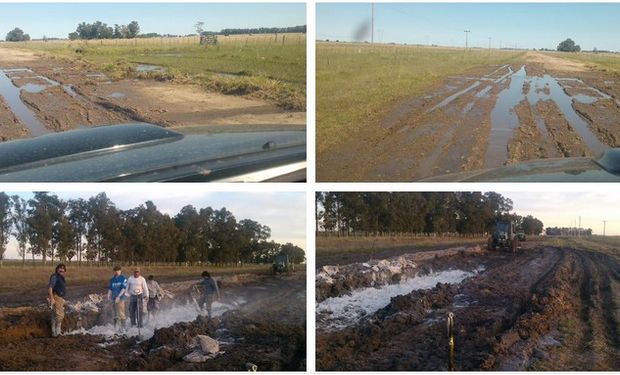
(316, 235, 486, 257)
(548, 235, 620, 260)
(0, 262, 269, 294)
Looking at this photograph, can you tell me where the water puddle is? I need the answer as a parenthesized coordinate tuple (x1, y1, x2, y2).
(475, 85, 493, 99)
(484, 65, 526, 167)
(63, 84, 78, 97)
(21, 83, 47, 93)
(428, 81, 481, 112)
(316, 268, 482, 331)
(136, 64, 166, 73)
(108, 92, 126, 98)
(483, 66, 609, 167)
(0, 69, 50, 136)
(86, 72, 107, 79)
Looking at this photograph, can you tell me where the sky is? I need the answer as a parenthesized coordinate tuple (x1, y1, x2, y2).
(3, 190, 306, 259)
(503, 191, 619, 235)
(0, 3, 306, 40)
(317, 3, 620, 51)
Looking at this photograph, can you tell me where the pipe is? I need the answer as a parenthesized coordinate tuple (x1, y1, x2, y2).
(245, 362, 258, 372)
(447, 312, 455, 371)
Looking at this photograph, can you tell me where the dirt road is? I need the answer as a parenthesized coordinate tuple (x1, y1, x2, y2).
(0, 47, 304, 141)
(0, 272, 306, 371)
(318, 52, 620, 181)
(316, 245, 620, 370)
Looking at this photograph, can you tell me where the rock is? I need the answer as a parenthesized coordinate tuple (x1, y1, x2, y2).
(195, 334, 219, 354)
(183, 349, 209, 363)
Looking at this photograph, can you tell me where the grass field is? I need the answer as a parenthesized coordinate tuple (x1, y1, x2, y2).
(548, 235, 620, 260)
(316, 42, 526, 154)
(316, 235, 486, 257)
(560, 51, 620, 74)
(0, 262, 269, 294)
(2, 33, 306, 110)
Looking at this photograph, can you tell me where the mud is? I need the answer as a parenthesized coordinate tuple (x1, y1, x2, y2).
(318, 52, 620, 181)
(316, 245, 620, 370)
(0, 272, 305, 371)
(0, 47, 304, 141)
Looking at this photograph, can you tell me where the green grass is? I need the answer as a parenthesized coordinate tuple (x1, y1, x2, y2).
(0, 262, 269, 294)
(560, 52, 620, 74)
(316, 42, 526, 155)
(546, 235, 620, 260)
(3, 34, 306, 110)
(316, 235, 485, 257)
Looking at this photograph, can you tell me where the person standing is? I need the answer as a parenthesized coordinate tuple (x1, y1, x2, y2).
(107, 265, 128, 332)
(198, 271, 221, 319)
(47, 264, 67, 338)
(127, 267, 149, 328)
(146, 275, 164, 321)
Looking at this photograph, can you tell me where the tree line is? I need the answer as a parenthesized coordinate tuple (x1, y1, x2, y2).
(5, 27, 30, 42)
(316, 192, 544, 236)
(0, 192, 304, 266)
(545, 227, 593, 236)
(68, 21, 140, 40)
(217, 25, 306, 36)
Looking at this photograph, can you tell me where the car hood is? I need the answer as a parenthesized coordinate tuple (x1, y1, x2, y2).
(0, 123, 306, 182)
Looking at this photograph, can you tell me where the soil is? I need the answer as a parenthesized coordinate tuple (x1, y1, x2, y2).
(0, 47, 304, 141)
(316, 245, 620, 370)
(0, 96, 30, 141)
(0, 272, 305, 371)
(317, 52, 620, 181)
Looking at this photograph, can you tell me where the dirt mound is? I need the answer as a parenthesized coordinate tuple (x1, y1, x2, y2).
(316, 245, 482, 302)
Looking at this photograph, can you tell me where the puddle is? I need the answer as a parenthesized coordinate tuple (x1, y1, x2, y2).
(136, 64, 166, 73)
(475, 85, 493, 98)
(484, 65, 526, 167)
(428, 81, 481, 112)
(68, 299, 241, 341)
(21, 83, 47, 93)
(316, 268, 483, 331)
(86, 73, 107, 79)
(0, 69, 50, 136)
(484, 67, 609, 167)
(108, 92, 126, 98)
(63, 84, 78, 97)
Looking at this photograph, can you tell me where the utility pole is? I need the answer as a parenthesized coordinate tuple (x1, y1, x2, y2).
(603, 220, 607, 237)
(371, 3, 375, 45)
(488, 37, 492, 56)
(464, 30, 470, 50)
(579, 216, 581, 237)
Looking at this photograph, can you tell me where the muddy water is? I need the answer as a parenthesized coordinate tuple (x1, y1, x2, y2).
(0, 69, 49, 136)
(484, 67, 609, 167)
(136, 64, 165, 73)
(485, 66, 527, 167)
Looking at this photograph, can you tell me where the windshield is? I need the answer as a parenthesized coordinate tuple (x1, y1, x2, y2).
(315, 3, 620, 182)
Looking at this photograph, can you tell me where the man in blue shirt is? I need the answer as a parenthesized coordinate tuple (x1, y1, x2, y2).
(107, 265, 128, 332)
(48, 264, 67, 337)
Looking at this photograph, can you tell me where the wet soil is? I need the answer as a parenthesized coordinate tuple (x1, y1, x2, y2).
(0, 272, 305, 371)
(316, 246, 620, 370)
(0, 47, 304, 141)
(318, 52, 620, 181)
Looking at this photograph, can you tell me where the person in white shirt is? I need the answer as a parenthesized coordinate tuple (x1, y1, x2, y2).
(127, 267, 149, 328)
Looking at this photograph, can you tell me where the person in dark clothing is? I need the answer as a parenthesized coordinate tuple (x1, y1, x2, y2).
(47, 264, 67, 337)
(198, 271, 221, 319)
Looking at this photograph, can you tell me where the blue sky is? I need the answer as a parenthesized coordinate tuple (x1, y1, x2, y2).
(317, 3, 620, 51)
(3, 190, 306, 259)
(0, 3, 306, 39)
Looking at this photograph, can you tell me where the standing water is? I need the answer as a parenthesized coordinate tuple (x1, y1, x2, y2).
(0, 69, 50, 136)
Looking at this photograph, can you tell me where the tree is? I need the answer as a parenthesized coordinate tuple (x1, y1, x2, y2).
(0, 193, 12, 266)
(521, 215, 544, 235)
(195, 21, 205, 35)
(68, 198, 89, 263)
(279, 243, 305, 264)
(27, 192, 57, 265)
(11, 195, 29, 265)
(557, 38, 581, 52)
(5, 27, 30, 42)
(127, 21, 140, 38)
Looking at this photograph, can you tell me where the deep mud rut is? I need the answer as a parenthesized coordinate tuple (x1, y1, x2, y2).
(0, 47, 304, 142)
(0, 272, 306, 371)
(316, 246, 620, 370)
(318, 52, 620, 181)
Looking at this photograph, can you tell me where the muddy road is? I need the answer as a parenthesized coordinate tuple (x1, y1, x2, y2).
(319, 52, 620, 181)
(0, 47, 304, 142)
(0, 271, 306, 371)
(316, 245, 620, 370)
